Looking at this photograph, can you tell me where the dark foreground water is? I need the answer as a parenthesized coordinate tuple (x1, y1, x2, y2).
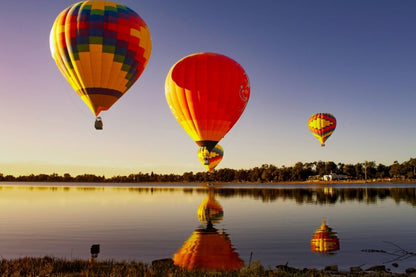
(0, 182, 415, 273)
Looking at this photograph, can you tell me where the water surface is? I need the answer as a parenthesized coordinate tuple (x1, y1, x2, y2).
(0, 182, 415, 273)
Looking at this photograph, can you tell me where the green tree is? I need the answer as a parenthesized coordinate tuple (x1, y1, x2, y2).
(343, 164, 355, 178)
(355, 163, 363, 179)
(325, 161, 338, 175)
(389, 161, 401, 178)
(315, 161, 326, 176)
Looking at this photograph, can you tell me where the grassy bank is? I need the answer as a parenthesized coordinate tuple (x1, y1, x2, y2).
(0, 257, 411, 277)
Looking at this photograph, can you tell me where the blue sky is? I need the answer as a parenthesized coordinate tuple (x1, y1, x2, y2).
(0, 0, 415, 176)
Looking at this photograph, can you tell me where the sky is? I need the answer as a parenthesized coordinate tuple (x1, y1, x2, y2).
(0, 0, 416, 177)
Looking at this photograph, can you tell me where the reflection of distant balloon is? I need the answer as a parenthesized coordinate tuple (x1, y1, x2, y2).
(173, 223, 244, 271)
(197, 191, 223, 224)
(311, 220, 340, 254)
(308, 113, 337, 146)
(197, 144, 224, 172)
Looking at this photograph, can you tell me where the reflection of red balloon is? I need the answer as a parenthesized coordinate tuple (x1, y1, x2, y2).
(173, 226, 244, 271)
(197, 191, 223, 224)
(165, 52, 250, 152)
(311, 220, 340, 254)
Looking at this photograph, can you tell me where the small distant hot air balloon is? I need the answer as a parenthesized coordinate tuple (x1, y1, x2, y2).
(165, 52, 250, 152)
(308, 113, 337, 146)
(50, 0, 152, 129)
(311, 220, 340, 255)
(197, 191, 223, 224)
(198, 144, 224, 172)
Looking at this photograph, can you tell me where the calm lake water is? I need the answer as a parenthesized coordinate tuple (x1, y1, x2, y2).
(0, 182, 415, 273)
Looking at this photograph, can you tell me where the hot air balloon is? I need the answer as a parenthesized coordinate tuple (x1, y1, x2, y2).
(50, 0, 152, 129)
(308, 113, 337, 146)
(311, 220, 340, 255)
(198, 144, 224, 172)
(197, 191, 223, 224)
(165, 52, 250, 156)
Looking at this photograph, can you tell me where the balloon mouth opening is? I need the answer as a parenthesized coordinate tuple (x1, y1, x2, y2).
(196, 140, 219, 152)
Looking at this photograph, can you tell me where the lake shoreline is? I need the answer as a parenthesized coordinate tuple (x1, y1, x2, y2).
(0, 256, 413, 276)
(1, 179, 416, 187)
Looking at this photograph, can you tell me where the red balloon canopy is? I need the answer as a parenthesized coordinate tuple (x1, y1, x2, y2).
(165, 52, 250, 151)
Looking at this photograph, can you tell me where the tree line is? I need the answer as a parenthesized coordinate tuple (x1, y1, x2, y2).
(1, 158, 416, 183)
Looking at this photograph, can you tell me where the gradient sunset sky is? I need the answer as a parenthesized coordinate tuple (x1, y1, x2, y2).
(1, 0, 415, 177)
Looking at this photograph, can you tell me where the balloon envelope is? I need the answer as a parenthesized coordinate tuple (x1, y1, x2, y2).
(198, 144, 224, 172)
(308, 113, 337, 146)
(50, 0, 152, 116)
(165, 52, 250, 151)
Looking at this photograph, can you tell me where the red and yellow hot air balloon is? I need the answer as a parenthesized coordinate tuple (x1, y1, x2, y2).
(50, 0, 152, 129)
(311, 220, 340, 255)
(198, 144, 224, 172)
(308, 113, 337, 146)
(165, 52, 250, 151)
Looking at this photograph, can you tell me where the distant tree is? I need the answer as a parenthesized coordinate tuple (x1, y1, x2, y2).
(63, 173, 73, 182)
(216, 168, 235, 182)
(235, 169, 249, 182)
(375, 164, 389, 179)
(389, 161, 401, 178)
(315, 161, 326, 176)
(401, 158, 416, 179)
(183, 172, 195, 182)
(325, 161, 337, 175)
(355, 163, 363, 179)
(278, 166, 292, 182)
(362, 161, 376, 180)
(342, 164, 355, 178)
(337, 163, 345, 174)
(291, 162, 305, 181)
(248, 167, 261, 182)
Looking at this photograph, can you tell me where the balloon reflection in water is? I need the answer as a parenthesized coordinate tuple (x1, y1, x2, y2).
(197, 190, 224, 224)
(311, 220, 340, 255)
(173, 191, 244, 271)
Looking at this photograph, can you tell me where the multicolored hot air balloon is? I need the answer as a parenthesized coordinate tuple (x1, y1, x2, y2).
(50, 0, 152, 129)
(165, 52, 250, 152)
(311, 220, 340, 255)
(197, 144, 224, 172)
(197, 191, 223, 224)
(308, 113, 337, 146)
